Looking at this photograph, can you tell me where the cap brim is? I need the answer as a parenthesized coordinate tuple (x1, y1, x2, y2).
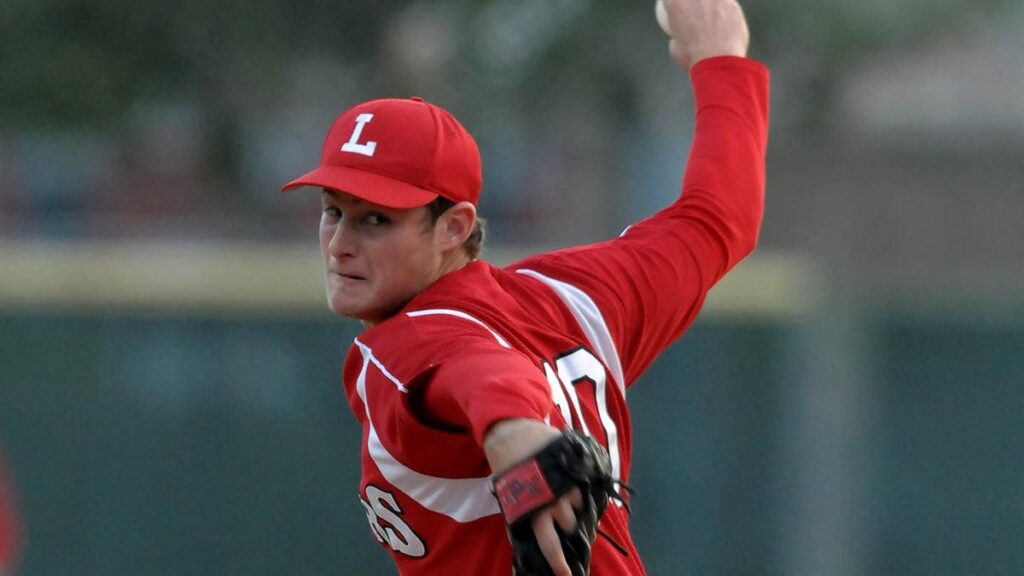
(281, 165, 439, 209)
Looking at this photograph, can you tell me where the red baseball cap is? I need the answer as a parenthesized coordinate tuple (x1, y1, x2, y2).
(281, 97, 482, 208)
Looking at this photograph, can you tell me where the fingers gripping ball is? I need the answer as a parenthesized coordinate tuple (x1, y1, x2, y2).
(655, 0, 672, 36)
(492, 430, 619, 576)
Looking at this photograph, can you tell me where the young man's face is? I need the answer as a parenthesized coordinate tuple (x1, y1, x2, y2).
(319, 189, 445, 326)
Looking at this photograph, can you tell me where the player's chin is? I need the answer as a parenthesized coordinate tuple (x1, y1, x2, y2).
(326, 292, 391, 325)
(326, 290, 367, 318)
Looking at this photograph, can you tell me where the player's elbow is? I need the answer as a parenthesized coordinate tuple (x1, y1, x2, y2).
(710, 195, 764, 265)
(731, 185, 765, 260)
(736, 213, 762, 259)
(715, 218, 759, 271)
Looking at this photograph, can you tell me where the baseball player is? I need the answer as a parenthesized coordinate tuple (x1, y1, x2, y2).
(282, 0, 768, 573)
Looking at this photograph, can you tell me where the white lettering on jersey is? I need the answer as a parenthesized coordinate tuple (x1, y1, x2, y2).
(341, 113, 377, 157)
(360, 497, 388, 544)
(543, 359, 593, 436)
(544, 361, 573, 427)
(542, 350, 622, 483)
(362, 485, 427, 557)
(554, 348, 621, 482)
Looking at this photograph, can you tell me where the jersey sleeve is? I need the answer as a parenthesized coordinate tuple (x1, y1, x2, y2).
(512, 56, 770, 386)
(421, 340, 555, 447)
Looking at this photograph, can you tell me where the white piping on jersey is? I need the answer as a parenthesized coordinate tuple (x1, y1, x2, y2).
(515, 268, 626, 396)
(354, 338, 408, 393)
(407, 309, 512, 349)
(353, 338, 500, 523)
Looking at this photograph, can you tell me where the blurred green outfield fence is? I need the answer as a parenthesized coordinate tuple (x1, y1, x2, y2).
(1, 241, 1022, 575)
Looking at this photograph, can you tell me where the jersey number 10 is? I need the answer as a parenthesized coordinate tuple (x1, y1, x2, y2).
(542, 347, 622, 482)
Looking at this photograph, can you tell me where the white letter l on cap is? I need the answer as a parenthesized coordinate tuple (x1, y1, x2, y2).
(341, 113, 377, 157)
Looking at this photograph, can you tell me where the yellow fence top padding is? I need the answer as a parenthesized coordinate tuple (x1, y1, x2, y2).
(0, 240, 817, 319)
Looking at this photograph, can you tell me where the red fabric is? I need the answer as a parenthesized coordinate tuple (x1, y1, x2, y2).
(512, 55, 770, 387)
(340, 55, 769, 575)
(0, 455, 21, 569)
(282, 97, 482, 207)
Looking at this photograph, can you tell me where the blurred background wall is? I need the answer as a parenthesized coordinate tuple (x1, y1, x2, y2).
(1, 0, 1022, 574)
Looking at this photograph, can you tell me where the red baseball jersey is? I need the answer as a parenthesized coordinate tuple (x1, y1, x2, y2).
(342, 56, 769, 575)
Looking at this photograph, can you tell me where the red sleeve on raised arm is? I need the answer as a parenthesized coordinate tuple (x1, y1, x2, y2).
(513, 56, 770, 386)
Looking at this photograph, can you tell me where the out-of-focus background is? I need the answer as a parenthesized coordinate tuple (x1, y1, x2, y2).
(1, 0, 1022, 574)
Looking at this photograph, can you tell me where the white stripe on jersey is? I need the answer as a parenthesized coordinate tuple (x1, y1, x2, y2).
(406, 309, 512, 348)
(515, 268, 626, 396)
(355, 338, 409, 393)
(353, 338, 500, 523)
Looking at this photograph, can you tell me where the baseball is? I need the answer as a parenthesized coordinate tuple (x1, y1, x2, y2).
(655, 0, 672, 36)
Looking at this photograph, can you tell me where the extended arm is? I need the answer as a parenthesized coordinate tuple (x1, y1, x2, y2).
(484, 1, 760, 574)
(513, 0, 769, 389)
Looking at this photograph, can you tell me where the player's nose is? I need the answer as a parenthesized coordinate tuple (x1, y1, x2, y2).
(327, 219, 358, 258)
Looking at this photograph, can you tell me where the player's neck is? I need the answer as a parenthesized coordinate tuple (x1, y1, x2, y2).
(437, 250, 474, 279)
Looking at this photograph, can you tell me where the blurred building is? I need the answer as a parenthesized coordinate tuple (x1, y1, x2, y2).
(769, 12, 1024, 303)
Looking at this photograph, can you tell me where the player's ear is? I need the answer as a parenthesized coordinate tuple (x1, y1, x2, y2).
(437, 201, 476, 252)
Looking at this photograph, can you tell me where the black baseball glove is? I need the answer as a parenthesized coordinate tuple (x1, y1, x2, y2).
(492, 429, 629, 576)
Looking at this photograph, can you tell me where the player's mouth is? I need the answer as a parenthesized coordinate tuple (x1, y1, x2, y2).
(332, 271, 367, 283)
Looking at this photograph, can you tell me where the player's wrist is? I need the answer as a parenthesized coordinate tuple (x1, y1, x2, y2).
(483, 418, 562, 475)
(689, 54, 769, 91)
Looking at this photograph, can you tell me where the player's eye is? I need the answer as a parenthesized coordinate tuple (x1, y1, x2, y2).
(322, 206, 342, 220)
(364, 213, 390, 226)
